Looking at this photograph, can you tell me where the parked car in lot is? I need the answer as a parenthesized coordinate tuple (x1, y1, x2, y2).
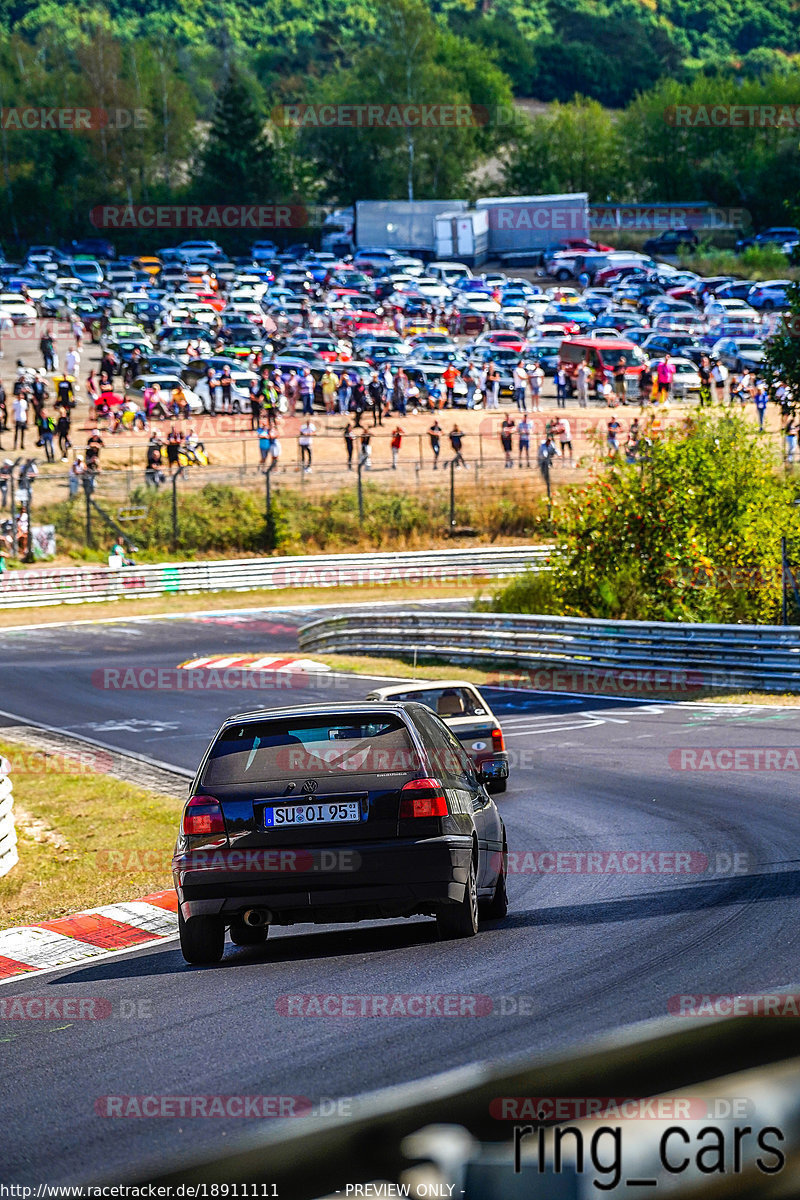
(365, 681, 508, 792)
(709, 337, 766, 373)
(736, 227, 799, 252)
(747, 280, 792, 311)
(559, 336, 647, 393)
(173, 703, 509, 962)
(642, 228, 699, 257)
(125, 374, 204, 414)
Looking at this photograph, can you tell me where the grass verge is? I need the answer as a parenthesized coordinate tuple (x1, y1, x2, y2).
(0, 738, 180, 928)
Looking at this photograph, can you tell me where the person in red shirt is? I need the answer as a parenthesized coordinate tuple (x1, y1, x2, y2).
(443, 364, 457, 407)
(390, 425, 404, 469)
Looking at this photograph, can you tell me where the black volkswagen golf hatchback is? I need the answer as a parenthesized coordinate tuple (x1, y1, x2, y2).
(173, 703, 509, 963)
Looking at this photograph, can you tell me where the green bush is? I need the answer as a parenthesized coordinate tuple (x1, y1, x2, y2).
(493, 412, 800, 624)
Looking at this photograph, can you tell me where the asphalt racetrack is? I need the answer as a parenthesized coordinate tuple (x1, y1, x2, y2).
(1, 602, 799, 1184)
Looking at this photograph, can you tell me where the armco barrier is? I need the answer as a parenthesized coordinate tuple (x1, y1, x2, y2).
(0, 547, 551, 610)
(0, 757, 18, 877)
(298, 610, 800, 693)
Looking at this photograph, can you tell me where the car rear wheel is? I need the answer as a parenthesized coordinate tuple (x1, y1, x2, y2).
(482, 853, 508, 920)
(229, 922, 269, 946)
(437, 857, 479, 939)
(178, 907, 225, 964)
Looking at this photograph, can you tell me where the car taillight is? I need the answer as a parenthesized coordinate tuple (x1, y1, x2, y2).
(491, 728, 505, 752)
(400, 778, 448, 819)
(182, 795, 226, 837)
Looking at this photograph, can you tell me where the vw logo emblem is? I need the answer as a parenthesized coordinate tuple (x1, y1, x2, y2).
(301, 779, 318, 794)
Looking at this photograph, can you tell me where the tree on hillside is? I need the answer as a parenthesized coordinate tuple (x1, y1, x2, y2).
(296, 0, 512, 202)
(502, 97, 622, 199)
(196, 66, 276, 202)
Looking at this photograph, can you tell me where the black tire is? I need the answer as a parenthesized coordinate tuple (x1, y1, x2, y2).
(230, 922, 269, 946)
(488, 778, 507, 795)
(482, 853, 509, 920)
(178, 907, 224, 965)
(556, 269, 571, 282)
(437, 857, 479, 939)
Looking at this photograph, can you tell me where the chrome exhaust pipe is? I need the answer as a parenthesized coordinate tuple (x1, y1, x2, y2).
(242, 908, 268, 927)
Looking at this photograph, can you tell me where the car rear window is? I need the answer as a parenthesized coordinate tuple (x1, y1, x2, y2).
(381, 687, 486, 718)
(202, 714, 418, 785)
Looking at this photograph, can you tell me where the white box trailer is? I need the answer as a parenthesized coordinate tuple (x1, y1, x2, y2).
(355, 199, 467, 255)
(434, 209, 489, 266)
(476, 193, 590, 256)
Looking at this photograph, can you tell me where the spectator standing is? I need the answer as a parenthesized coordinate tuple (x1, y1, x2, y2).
(39, 328, 55, 372)
(500, 415, 515, 468)
(576, 360, 589, 408)
(607, 415, 622, 456)
(556, 365, 568, 407)
(368, 372, 384, 426)
(556, 415, 573, 463)
(448, 425, 466, 468)
(359, 426, 372, 470)
(322, 367, 338, 415)
(13, 391, 27, 449)
(428, 419, 442, 469)
(443, 363, 457, 407)
(711, 358, 728, 403)
(656, 355, 675, 404)
(0, 458, 11, 507)
(37, 409, 55, 462)
(613, 359, 627, 405)
(56, 406, 71, 461)
(343, 422, 355, 470)
(512, 361, 528, 412)
(257, 421, 273, 469)
(518, 414, 532, 467)
(249, 378, 261, 431)
(299, 367, 315, 416)
(529, 361, 544, 413)
(698, 357, 712, 408)
(537, 434, 559, 484)
(754, 382, 769, 431)
(298, 419, 315, 472)
(390, 425, 404, 469)
(485, 361, 500, 409)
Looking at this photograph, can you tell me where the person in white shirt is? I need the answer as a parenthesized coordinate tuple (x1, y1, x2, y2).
(529, 362, 544, 413)
(13, 394, 28, 449)
(557, 416, 573, 463)
(65, 348, 80, 377)
(513, 362, 528, 412)
(298, 421, 315, 472)
(576, 361, 589, 408)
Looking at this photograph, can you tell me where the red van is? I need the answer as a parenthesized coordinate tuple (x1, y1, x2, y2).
(559, 337, 647, 396)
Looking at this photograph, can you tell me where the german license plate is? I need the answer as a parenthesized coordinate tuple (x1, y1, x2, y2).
(264, 802, 361, 828)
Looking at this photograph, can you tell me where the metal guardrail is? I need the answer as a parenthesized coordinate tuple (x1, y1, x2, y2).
(298, 610, 800, 693)
(0, 547, 552, 610)
(0, 757, 17, 877)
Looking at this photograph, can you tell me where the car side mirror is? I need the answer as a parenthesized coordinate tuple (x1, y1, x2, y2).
(478, 760, 508, 784)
